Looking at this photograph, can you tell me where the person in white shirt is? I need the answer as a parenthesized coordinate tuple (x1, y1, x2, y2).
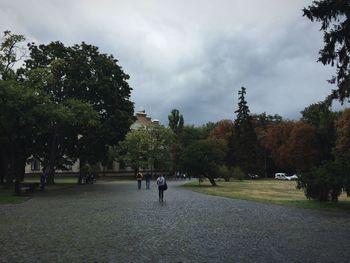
(156, 175, 166, 202)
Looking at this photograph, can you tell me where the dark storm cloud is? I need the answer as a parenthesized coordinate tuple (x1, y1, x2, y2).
(0, 0, 340, 125)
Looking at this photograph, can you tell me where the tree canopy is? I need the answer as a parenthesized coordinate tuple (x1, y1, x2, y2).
(119, 125, 175, 173)
(0, 31, 134, 185)
(181, 139, 227, 186)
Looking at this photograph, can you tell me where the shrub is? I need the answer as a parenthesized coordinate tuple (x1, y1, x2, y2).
(297, 156, 349, 202)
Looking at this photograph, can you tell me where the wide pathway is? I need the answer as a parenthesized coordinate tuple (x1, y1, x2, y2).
(1, 180, 350, 262)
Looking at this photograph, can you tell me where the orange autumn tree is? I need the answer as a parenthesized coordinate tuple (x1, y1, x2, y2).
(209, 120, 234, 141)
(264, 121, 320, 172)
(285, 122, 320, 172)
(263, 122, 294, 170)
(334, 108, 350, 156)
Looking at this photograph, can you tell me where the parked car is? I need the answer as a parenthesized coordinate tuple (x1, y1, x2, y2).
(274, 173, 287, 180)
(248, 174, 259, 179)
(274, 173, 298, 181)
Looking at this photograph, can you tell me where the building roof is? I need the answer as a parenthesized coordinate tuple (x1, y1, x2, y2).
(130, 110, 160, 129)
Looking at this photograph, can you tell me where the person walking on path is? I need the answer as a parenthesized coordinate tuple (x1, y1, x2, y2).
(136, 172, 143, 189)
(145, 173, 151, 189)
(156, 175, 167, 202)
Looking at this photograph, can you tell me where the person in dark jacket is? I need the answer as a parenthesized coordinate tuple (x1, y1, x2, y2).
(136, 172, 143, 189)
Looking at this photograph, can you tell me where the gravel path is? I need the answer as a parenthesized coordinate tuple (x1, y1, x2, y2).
(1, 180, 350, 263)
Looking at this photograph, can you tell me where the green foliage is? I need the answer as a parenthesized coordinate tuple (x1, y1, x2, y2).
(233, 166, 244, 181)
(24, 41, 134, 165)
(0, 78, 51, 184)
(119, 128, 151, 171)
(0, 31, 134, 184)
(0, 30, 26, 80)
(31, 98, 100, 171)
(181, 139, 228, 186)
(168, 109, 184, 135)
(297, 155, 350, 202)
(216, 165, 231, 182)
(119, 125, 175, 172)
(148, 125, 175, 170)
(301, 101, 340, 162)
(303, 0, 350, 101)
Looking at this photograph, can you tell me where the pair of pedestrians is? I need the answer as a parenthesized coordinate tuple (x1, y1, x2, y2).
(136, 173, 167, 201)
(136, 172, 152, 189)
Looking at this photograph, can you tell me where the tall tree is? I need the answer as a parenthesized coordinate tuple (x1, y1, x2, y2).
(303, 0, 350, 102)
(119, 125, 175, 174)
(0, 76, 52, 186)
(119, 128, 152, 174)
(264, 121, 320, 172)
(252, 113, 283, 178)
(0, 30, 32, 186)
(0, 30, 25, 80)
(301, 101, 339, 161)
(168, 109, 184, 135)
(23, 41, 134, 181)
(168, 109, 184, 174)
(148, 125, 175, 171)
(229, 87, 260, 173)
(297, 107, 350, 202)
(263, 122, 294, 171)
(181, 139, 227, 186)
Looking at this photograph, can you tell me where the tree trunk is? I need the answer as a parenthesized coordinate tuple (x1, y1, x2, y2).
(14, 151, 26, 182)
(207, 176, 217, 186)
(5, 144, 15, 188)
(0, 149, 7, 185)
(47, 130, 57, 185)
(46, 165, 55, 185)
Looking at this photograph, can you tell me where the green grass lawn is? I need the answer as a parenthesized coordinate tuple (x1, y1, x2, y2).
(0, 189, 30, 204)
(184, 179, 350, 213)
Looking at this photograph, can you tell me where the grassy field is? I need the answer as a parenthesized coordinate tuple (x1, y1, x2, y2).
(184, 179, 350, 213)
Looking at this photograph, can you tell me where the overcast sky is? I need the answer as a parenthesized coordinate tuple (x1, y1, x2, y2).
(0, 0, 346, 125)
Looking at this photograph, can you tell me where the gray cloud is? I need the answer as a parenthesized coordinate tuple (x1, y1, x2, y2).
(1, 0, 345, 125)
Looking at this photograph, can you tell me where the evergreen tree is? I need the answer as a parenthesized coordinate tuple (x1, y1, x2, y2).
(303, 0, 350, 102)
(229, 87, 260, 174)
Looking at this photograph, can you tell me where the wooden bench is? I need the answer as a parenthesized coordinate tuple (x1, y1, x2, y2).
(14, 182, 40, 195)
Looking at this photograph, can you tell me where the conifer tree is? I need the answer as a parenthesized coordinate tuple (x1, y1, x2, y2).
(229, 87, 260, 173)
(303, 0, 350, 102)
